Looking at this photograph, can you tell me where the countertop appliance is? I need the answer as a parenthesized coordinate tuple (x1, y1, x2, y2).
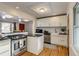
(36, 29, 43, 33)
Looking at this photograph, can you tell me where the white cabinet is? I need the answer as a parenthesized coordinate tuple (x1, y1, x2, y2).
(0, 51, 10, 56)
(19, 38, 27, 48)
(59, 16, 67, 26)
(36, 19, 43, 27)
(27, 35, 44, 55)
(0, 39, 11, 56)
(51, 35, 68, 47)
(36, 15, 67, 27)
(49, 17, 60, 27)
(49, 16, 67, 27)
(36, 18, 49, 27)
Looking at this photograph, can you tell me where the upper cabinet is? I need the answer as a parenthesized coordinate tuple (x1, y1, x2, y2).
(36, 18, 50, 27)
(59, 16, 67, 26)
(49, 17, 60, 27)
(36, 15, 67, 27)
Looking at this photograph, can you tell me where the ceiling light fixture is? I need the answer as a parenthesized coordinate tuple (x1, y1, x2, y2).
(39, 8, 45, 12)
(16, 6, 20, 9)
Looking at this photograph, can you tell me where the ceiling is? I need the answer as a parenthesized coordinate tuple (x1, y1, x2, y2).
(0, 2, 69, 19)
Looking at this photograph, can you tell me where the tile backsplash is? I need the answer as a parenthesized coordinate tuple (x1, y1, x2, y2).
(37, 27, 67, 34)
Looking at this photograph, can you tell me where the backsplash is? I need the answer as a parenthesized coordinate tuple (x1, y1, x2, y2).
(36, 27, 67, 34)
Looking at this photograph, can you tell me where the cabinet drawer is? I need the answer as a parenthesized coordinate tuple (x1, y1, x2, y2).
(0, 45, 10, 53)
(58, 37, 67, 46)
(0, 51, 10, 56)
(0, 39, 10, 46)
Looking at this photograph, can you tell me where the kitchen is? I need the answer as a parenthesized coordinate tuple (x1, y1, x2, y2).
(0, 2, 69, 56)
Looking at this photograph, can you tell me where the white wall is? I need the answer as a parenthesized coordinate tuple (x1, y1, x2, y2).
(32, 19, 36, 35)
(25, 21, 33, 34)
(67, 2, 78, 56)
(25, 19, 36, 35)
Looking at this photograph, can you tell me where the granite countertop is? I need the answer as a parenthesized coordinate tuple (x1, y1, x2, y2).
(0, 34, 27, 41)
(0, 36, 9, 41)
(0, 33, 43, 41)
(7, 34, 27, 40)
(27, 34, 42, 37)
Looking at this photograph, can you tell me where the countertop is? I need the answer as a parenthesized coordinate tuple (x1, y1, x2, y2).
(0, 32, 28, 41)
(0, 33, 43, 41)
(0, 36, 9, 41)
(27, 34, 43, 37)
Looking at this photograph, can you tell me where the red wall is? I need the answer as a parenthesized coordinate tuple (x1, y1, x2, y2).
(19, 23, 25, 32)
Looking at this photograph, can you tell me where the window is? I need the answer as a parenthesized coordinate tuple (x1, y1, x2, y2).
(1, 22, 14, 33)
(73, 3, 79, 52)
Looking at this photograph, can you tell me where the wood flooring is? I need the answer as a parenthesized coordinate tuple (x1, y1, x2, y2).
(17, 45, 68, 56)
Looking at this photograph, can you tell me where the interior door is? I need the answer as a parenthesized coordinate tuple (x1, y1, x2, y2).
(19, 23, 25, 32)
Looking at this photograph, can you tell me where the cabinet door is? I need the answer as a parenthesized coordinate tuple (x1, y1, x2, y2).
(57, 35, 68, 47)
(36, 18, 49, 27)
(0, 51, 10, 56)
(13, 40, 19, 50)
(19, 39, 23, 48)
(59, 16, 67, 26)
(27, 37, 38, 53)
(36, 19, 42, 27)
(51, 35, 58, 44)
(51, 35, 68, 47)
(43, 18, 50, 27)
(49, 17, 60, 27)
(0, 39, 10, 56)
(19, 39, 26, 49)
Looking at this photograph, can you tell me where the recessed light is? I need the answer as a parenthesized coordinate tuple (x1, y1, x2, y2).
(16, 6, 20, 9)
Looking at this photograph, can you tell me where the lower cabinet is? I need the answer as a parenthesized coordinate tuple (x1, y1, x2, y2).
(0, 39, 11, 56)
(27, 36, 44, 55)
(0, 50, 10, 56)
(51, 35, 68, 47)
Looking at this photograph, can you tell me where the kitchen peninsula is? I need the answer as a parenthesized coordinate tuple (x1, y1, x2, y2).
(0, 32, 44, 56)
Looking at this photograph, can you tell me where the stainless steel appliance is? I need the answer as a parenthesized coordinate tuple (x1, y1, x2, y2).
(8, 34, 27, 56)
(12, 38, 26, 56)
(36, 29, 43, 33)
(44, 31, 51, 44)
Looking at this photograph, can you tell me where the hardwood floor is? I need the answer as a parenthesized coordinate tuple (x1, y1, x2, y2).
(17, 45, 68, 56)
